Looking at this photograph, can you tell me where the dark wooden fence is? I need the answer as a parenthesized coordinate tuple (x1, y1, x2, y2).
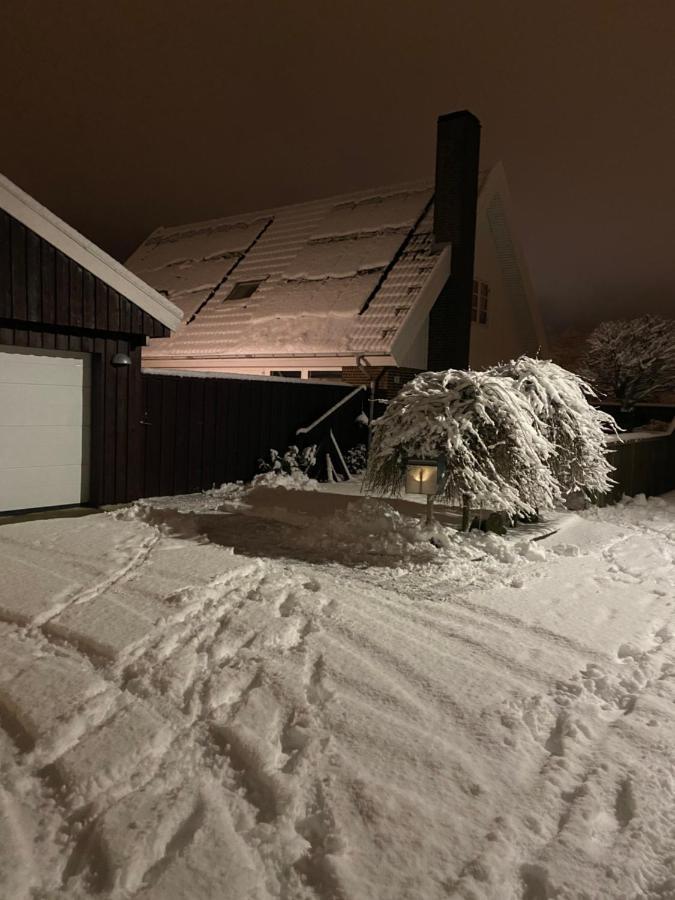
(139, 372, 366, 498)
(600, 425, 675, 505)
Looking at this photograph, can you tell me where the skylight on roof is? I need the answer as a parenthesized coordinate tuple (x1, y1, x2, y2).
(226, 280, 262, 301)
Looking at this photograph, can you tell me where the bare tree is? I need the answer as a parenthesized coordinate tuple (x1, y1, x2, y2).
(583, 315, 675, 411)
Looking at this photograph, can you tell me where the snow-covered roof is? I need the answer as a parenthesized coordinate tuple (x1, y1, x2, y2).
(128, 179, 462, 364)
(0, 174, 183, 332)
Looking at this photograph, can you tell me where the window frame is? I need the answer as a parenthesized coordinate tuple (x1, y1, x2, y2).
(225, 280, 262, 301)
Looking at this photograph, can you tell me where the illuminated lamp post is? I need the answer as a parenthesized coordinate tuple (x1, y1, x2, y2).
(405, 458, 447, 526)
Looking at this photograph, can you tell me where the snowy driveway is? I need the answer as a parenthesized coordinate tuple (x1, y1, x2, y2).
(1, 488, 674, 899)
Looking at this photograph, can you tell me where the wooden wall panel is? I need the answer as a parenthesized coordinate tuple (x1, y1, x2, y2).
(41, 243, 56, 326)
(1, 211, 169, 337)
(141, 374, 358, 498)
(0, 212, 10, 318)
(159, 377, 177, 497)
(69, 262, 83, 328)
(126, 347, 145, 502)
(187, 377, 205, 492)
(10, 220, 27, 320)
(26, 230, 41, 322)
(201, 379, 217, 491)
(55, 251, 70, 324)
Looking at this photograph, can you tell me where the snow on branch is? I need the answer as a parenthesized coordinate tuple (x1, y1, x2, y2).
(364, 368, 561, 518)
(491, 356, 616, 499)
(582, 315, 675, 411)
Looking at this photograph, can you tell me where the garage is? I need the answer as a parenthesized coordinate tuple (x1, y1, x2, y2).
(0, 173, 182, 513)
(0, 347, 91, 512)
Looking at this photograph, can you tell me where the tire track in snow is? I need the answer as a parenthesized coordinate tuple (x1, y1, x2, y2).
(35, 532, 161, 629)
(0, 553, 304, 896)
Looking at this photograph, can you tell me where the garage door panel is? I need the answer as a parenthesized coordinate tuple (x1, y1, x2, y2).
(0, 352, 90, 387)
(0, 465, 90, 511)
(0, 426, 91, 469)
(0, 348, 91, 512)
(0, 384, 91, 427)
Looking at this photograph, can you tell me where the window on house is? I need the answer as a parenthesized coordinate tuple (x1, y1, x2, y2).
(471, 280, 489, 324)
(270, 370, 302, 379)
(226, 280, 262, 301)
(308, 370, 342, 380)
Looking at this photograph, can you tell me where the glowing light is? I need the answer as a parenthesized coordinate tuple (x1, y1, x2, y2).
(405, 458, 445, 495)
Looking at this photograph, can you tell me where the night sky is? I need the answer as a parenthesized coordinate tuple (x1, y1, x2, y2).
(1, 1, 674, 331)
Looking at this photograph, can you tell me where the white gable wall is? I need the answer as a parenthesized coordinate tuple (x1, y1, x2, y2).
(397, 317, 429, 369)
(469, 166, 548, 369)
(470, 205, 529, 368)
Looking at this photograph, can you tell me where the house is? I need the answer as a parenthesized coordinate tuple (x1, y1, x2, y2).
(0, 174, 182, 513)
(129, 111, 547, 388)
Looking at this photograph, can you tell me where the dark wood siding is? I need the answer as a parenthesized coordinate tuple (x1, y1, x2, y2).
(599, 430, 675, 505)
(140, 374, 359, 496)
(0, 206, 171, 509)
(0, 209, 170, 338)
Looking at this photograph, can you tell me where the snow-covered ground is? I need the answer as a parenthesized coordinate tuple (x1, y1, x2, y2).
(1, 481, 674, 899)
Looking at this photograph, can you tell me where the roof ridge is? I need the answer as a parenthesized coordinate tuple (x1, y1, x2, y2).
(145, 178, 433, 239)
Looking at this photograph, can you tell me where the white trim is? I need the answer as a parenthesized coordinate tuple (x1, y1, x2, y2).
(141, 353, 394, 370)
(0, 173, 182, 332)
(390, 245, 452, 364)
(142, 367, 348, 387)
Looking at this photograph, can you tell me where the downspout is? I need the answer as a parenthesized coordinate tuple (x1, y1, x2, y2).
(356, 355, 388, 451)
(356, 355, 376, 449)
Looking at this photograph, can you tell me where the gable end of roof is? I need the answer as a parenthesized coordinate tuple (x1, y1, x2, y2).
(0, 174, 183, 332)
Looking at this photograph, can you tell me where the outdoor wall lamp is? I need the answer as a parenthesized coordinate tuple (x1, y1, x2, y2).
(111, 352, 132, 367)
(405, 457, 447, 525)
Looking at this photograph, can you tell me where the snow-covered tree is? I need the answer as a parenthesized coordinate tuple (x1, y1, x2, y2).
(364, 369, 561, 522)
(491, 356, 615, 500)
(583, 315, 675, 411)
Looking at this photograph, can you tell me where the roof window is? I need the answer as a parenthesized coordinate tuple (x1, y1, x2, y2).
(226, 280, 262, 301)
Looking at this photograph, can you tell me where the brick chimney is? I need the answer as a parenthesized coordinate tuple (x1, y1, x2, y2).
(427, 110, 481, 371)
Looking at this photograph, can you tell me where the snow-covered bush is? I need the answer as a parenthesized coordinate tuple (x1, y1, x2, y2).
(258, 444, 317, 477)
(345, 443, 368, 475)
(492, 356, 616, 500)
(583, 315, 675, 410)
(364, 369, 560, 519)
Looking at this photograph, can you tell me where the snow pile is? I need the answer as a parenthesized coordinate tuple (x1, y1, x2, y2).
(132, 480, 562, 577)
(252, 470, 320, 491)
(313, 499, 453, 562)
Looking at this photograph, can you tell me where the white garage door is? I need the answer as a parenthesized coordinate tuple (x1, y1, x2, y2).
(0, 347, 91, 512)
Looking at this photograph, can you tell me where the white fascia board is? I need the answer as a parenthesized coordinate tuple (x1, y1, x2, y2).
(390, 244, 452, 364)
(141, 353, 395, 370)
(0, 174, 183, 332)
